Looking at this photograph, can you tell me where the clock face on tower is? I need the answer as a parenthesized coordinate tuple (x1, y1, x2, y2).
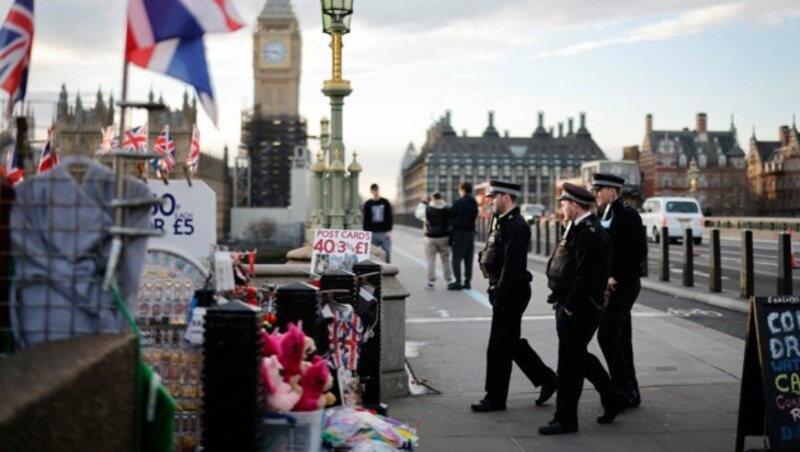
(262, 40, 287, 65)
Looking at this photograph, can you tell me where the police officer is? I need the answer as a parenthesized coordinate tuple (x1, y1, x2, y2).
(591, 173, 648, 409)
(539, 182, 619, 435)
(471, 180, 558, 413)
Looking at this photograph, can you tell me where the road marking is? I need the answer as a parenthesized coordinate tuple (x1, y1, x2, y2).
(668, 268, 730, 280)
(436, 309, 450, 318)
(393, 245, 492, 309)
(667, 307, 723, 318)
(407, 311, 672, 324)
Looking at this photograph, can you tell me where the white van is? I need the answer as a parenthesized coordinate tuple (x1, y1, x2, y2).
(640, 197, 704, 245)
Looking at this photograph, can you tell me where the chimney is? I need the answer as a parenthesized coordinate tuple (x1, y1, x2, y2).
(504, 130, 509, 138)
(696, 113, 707, 134)
(558, 122, 564, 138)
(646, 113, 653, 135)
(579, 112, 587, 130)
(780, 125, 790, 147)
(567, 118, 574, 136)
(462, 129, 468, 137)
(537, 111, 544, 128)
(488, 111, 495, 128)
(445, 110, 452, 126)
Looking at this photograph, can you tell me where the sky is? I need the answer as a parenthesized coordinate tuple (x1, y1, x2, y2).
(4, 0, 800, 201)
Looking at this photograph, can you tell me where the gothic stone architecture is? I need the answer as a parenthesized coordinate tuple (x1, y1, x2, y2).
(747, 123, 800, 216)
(401, 111, 606, 214)
(54, 85, 231, 239)
(241, 0, 307, 208)
(638, 113, 748, 216)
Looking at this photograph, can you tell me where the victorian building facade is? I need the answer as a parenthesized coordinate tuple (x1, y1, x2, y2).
(747, 123, 800, 216)
(53, 85, 231, 238)
(400, 111, 606, 214)
(240, 0, 307, 208)
(638, 113, 748, 215)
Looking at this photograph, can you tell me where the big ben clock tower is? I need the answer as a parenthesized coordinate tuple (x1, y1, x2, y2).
(242, 0, 308, 208)
(253, 0, 301, 116)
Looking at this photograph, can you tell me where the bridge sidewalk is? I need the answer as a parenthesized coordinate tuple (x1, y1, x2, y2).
(388, 226, 754, 452)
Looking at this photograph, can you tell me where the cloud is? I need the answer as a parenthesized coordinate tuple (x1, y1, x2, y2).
(537, 1, 800, 57)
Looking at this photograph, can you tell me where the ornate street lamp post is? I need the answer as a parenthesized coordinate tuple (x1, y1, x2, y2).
(320, 0, 354, 230)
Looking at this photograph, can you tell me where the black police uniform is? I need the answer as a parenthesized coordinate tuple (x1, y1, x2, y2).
(597, 196, 647, 403)
(476, 206, 557, 409)
(545, 213, 616, 429)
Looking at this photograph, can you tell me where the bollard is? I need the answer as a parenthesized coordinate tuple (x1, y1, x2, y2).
(682, 228, 694, 287)
(535, 220, 541, 255)
(709, 229, 721, 293)
(659, 226, 669, 282)
(545, 220, 551, 256)
(740, 230, 754, 298)
(778, 232, 793, 295)
(641, 225, 648, 277)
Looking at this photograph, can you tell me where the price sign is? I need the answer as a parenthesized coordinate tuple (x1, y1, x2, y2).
(310, 228, 372, 275)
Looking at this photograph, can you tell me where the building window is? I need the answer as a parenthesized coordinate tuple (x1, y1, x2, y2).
(542, 167, 550, 177)
(478, 166, 485, 177)
(504, 165, 511, 177)
(465, 166, 473, 176)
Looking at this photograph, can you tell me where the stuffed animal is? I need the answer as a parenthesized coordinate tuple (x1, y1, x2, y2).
(261, 356, 300, 413)
(278, 323, 306, 382)
(261, 329, 281, 358)
(293, 355, 332, 412)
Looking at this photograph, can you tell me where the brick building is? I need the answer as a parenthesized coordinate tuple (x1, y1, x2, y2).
(638, 113, 748, 215)
(400, 111, 606, 213)
(747, 123, 800, 216)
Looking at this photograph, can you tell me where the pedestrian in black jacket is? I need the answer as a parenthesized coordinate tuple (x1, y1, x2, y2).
(363, 183, 393, 263)
(540, 182, 622, 435)
(592, 173, 648, 410)
(448, 182, 479, 290)
(471, 180, 558, 414)
(415, 192, 453, 289)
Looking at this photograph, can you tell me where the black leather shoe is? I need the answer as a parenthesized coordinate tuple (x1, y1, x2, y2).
(630, 389, 641, 408)
(463, 283, 471, 290)
(470, 399, 506, 412)
(597, 405, 624, 424)
(447, 282, 463, 290)
(535, 375, 558, 406)
(538, 420, 578, 435)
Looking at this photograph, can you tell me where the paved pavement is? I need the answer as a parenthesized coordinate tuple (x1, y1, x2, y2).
(386, 226, 760, 451)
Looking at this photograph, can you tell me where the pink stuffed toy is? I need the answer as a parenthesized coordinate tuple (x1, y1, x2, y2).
(293, 355, 331, 412)
(261, 356, 300, 413)
(278, 323, 305, 382)
(261, 329, 281, 357)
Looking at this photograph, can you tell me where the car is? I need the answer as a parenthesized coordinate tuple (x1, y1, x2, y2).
(640, 197, 704, 245)
(520, 203, 545, 224)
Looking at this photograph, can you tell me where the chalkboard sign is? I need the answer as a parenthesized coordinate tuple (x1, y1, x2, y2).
(736, 296, 800, 452)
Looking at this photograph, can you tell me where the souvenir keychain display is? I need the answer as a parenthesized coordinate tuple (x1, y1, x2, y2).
(137, 247, 209, 451)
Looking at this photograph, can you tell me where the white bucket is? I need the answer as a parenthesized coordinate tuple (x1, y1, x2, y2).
(262, 409, 323, 452)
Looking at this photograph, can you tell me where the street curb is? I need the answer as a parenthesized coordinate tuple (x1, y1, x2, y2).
(397, 226, 751, 315)
(526, 253, 750, 314)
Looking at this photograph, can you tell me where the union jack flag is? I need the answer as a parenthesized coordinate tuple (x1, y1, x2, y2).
(0, 0, 33, 117)
(37, 127, 57, 174)
(94, 125, 119, 156)
(5, 141, 22, 185)
(152, 124, 175, 176)
(185, 124, 200, 172)
(123, 123, 148, 152)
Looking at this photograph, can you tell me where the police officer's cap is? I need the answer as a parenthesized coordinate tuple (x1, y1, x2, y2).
(558, 182, 595, 206)
(590, 173, 625, 191)
(486, 180, 521, 198)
